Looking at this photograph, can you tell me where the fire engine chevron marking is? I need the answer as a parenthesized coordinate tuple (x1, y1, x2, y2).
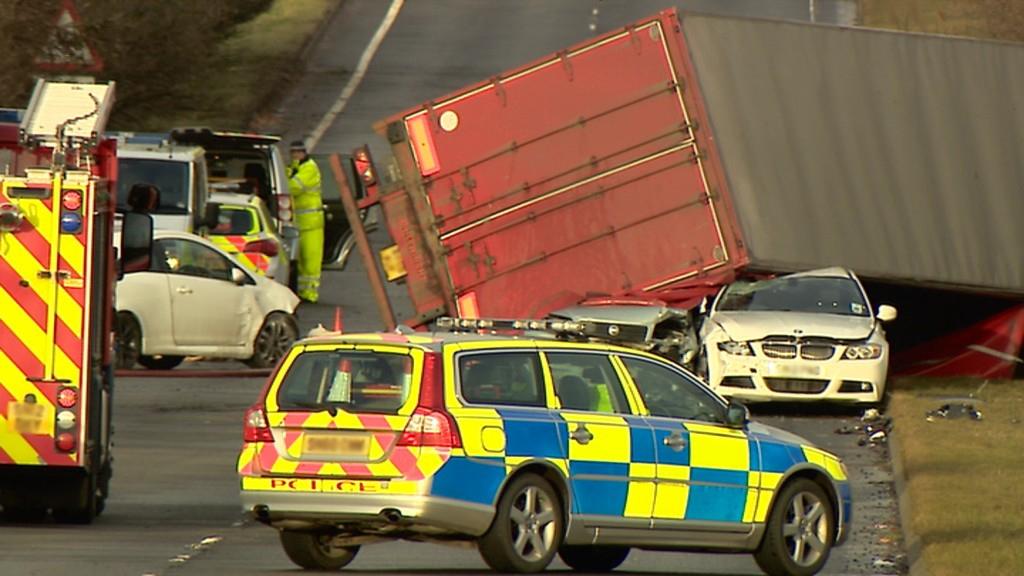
(5, 196, 54, 269)
(0, 374, 75, 466)
(0, 311, 45, 377)
(0, 259, 47, 331)
(0, 414, 39, 464)
(56, 287, 83, 338)
(58, 232, 85, 277)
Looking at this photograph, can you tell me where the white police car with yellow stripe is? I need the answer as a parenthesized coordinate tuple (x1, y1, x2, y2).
(237, 321, 851, 575)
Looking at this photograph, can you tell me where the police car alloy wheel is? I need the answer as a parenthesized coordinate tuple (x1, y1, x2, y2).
(755, 478, 836, 576)
(479, 473, 564, 573)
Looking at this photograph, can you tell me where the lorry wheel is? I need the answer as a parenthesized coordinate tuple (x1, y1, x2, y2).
(279, 531, 359, 570)
(558, 545, 630, 572)
(754, 477, 835, 576)
(245, 313, 297, 368)
(52, 472, 98, 524)
(115, 312, 141, 369)
(478, 473, 564, 573)
(138, 355, 185, 370)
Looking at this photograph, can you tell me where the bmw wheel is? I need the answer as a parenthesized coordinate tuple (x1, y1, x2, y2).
(280, 531, 359, 570)
(479, 473, 563, 573)
(754, 477, 835, 576)
(558, 545, 630, 572)
(115, 312, 141, 369)
(245, 312, 297, 368)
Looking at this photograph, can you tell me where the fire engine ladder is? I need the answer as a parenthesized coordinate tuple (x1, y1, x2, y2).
(17, 79, 116, 381)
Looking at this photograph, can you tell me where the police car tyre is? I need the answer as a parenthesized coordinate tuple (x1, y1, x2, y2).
(478, 473, 564, 573)
(246, 312, 298, 368)
(138, 355, 185, 370)
(755, 477, 835, 576)
(558, 545, 630, 572)
(279, 530, 359, 570)
(115, 312, 141, 369)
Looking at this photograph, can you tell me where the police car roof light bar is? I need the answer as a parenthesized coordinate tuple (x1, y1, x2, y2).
(435, 316, 587, 335)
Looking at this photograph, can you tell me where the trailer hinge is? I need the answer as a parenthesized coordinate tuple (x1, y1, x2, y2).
(461, 167, 477, 192)
(491, 77, 507, 107)
(559, 51, 574, 81)
(628, 25, 643, 53)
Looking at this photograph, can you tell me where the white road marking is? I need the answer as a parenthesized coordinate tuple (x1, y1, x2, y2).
(307, 0, 405, 152)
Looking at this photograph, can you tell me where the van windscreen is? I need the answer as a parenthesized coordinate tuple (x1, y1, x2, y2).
(117, 159, 190, 214)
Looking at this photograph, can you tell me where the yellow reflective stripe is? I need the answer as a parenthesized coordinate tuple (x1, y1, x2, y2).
(653, 464, 690, 519)
(610, 355, 646, 415)
(56, 286, 82, 338)
(0, 414, 41, 463)
(46, 178, 62, 381)
(802, 446, 847, 480)
(561, 414, 631, 463)
(688, 430, 748, 470)
(0, 228, 50, 304)
(58, 232, 85, 277)
(0, 286, 49, 365)
(237, 443, 257, 473)
(448, 406, 503, 456)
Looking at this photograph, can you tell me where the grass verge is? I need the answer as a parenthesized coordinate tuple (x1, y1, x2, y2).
(888, 377, 1024, 576)
(149, 0, 336, 130)
(860, 0, 994, 38)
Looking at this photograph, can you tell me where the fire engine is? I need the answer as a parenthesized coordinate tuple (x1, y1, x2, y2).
(0, 80, 152, 523)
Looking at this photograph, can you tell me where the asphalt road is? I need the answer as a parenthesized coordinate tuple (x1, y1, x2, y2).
(0, 361, 904, 576)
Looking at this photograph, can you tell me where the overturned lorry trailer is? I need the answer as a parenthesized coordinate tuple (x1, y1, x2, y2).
(356, 9, 1024, 378)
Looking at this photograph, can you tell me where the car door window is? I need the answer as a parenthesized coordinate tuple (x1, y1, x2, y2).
(155, 238, 234, 281)
(620, 357, 725, 423)
(546, 352, 629, 414)
(459, 352, 545, 407)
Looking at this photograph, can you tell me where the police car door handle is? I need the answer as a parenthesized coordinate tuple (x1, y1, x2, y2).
(570, 424, 594, 445)
(663, 433, 687, 451)
(175, 286, 193, 295)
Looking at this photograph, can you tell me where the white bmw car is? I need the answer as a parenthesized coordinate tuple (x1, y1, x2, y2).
(700, 267, 896, 404)
(115, 230, 300, 370)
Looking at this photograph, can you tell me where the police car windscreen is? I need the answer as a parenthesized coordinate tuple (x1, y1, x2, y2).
(276, 351, 413, 415)
(117, 159, 190, 214)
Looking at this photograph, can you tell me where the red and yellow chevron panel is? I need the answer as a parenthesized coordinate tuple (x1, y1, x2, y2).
(0, 179, 92, 468)
(211, 235, 271, 274)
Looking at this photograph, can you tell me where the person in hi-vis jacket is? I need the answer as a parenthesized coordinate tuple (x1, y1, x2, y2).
(287, 140, 324, 303)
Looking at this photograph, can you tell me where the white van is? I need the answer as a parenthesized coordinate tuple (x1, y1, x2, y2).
(115, 135, 211, 233)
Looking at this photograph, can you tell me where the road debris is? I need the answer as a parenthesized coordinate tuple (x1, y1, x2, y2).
(925, 403, 983, 422)
(835, 408, 893, 446)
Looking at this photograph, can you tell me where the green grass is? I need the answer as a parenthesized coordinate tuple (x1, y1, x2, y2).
(888, 378, 1024, 576)
(149, 0, 335, 130)
(860, 0, 995, 38)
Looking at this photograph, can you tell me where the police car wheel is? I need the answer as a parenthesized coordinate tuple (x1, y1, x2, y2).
(754, 477, 835, 576)
(558, 545, 630, 572)
(279, 530, 359, 570)
(479, 473, 564, 573)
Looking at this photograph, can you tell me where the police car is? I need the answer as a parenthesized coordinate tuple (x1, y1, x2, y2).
(237, 318, 850, 575)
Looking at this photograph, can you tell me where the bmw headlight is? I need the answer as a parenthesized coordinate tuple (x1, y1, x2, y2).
(717, 341, 754, 356)
(843, 343, 883, 360)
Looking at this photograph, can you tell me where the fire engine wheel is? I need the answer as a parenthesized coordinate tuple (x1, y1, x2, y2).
(138, 355, 185, 370)
(279, 531, 360, 570)
(115, 312, 142, 369)
(558, 545, 631, 572)
(478, 473, 564, 573)
(245, 312, 298, 368)
(52, 472, 99, 524)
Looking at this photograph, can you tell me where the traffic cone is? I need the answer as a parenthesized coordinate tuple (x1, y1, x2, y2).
(333, 306, 344, 332)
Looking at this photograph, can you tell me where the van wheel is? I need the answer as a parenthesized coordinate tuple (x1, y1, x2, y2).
(279, 531, 359, 570)
(115, 312, 141, 369)
(754, 478, 835, 576)
(479, 473, 563, 573)
(558, 545, 630, 572)
(138, 355, 184, 370)
(246, 312, 297, 368)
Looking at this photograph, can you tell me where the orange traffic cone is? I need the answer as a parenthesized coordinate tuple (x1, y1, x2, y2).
(333, 307, 344, 332)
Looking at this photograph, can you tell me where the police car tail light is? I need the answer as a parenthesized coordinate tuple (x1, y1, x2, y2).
(398, 352, 461, 448)
(244, 239, 279, 257)
(243, 405, 273, 443)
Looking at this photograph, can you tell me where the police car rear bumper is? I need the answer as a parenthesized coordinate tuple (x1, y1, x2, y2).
(241, 490, 494, 537)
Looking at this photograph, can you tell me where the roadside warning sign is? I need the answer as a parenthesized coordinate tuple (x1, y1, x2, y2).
(36, 0, 104, 73)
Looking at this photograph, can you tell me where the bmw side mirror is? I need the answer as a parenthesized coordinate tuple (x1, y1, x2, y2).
(876, 304, 897, 323)
(725, 399, 749, 429)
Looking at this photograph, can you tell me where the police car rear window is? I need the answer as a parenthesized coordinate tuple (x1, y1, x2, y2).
(276, 351, 413, 414)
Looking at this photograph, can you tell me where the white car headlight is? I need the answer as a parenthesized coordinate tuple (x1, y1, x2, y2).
(843, 343, 883, 360)
(717, 341, 754, 356)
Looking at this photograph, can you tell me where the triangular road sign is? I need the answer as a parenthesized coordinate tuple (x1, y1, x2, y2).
(36, 0, 104, 73)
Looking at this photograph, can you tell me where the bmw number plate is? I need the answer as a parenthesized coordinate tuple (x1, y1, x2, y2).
(302, 433, 370, 457)
(766, 362, 822, 377)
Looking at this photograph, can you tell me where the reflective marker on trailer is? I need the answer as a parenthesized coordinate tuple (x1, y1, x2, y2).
(405, 114, 441, 177)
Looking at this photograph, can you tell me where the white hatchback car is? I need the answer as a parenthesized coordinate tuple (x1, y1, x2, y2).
(700, 267, 896, 404)
(115, 230, 300, 370)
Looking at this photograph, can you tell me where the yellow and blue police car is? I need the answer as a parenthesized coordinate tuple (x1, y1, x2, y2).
(237, 319, 851, 575)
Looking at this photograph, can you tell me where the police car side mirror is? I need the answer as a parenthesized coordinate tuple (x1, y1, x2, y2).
(281, 225, 299, 241)
(120, 212, 153, 276)
(724, 399, 749, 429)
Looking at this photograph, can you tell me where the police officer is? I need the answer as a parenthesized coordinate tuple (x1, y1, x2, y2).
(287, 140, 325, 303)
